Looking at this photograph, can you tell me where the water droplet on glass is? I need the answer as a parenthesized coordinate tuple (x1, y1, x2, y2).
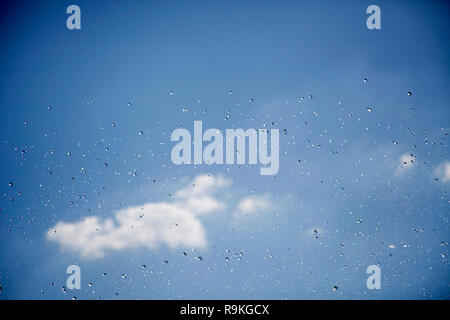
(367, 107, 373, 112)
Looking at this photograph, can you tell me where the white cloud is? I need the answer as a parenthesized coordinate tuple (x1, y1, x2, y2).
(395, 153, 416, 176)
(233, 194, 272, 219)
(302, 227, 325, 238)
(434, 161, 450, 183)
(47, 175, 230, 259)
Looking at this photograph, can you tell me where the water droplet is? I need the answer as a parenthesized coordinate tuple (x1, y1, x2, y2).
(121, 273, 127, 279)
(407, 91, 412, 96)
(24, 121, 29, 125)
(8, 182, 13, 187)
(363, 78, 368, 83)
(333, 285, 338, 291)
(169, 90, 174, 95)
(182, 108, 189, 112)
(367, 107, 373, 112)
(67, 152, 72, 156)
(128, 102, 132, 107)
(61, 286, 67, 293)
(138, 130, 144, 135)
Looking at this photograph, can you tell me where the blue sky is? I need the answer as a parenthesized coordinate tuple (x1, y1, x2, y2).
(0, 0, 449, 299)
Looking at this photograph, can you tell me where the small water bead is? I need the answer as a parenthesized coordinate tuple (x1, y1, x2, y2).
(309, 95, 313, 99)
(67, 152, 72, 156)
(367, 107, 373, 112)
(24, 121, 29, 125)
(61, 286, 67, 293)
(408, 91, 412, 96)
(333, 286, 338, 291)
(121, 273, 127, 279)
(138, 130, 144, 135)
(128, 102, 132, 107)
(112, 122, 116, 127)
(363, 78, 368, 83)
(228, 90, 233, 95)
(182, 108, 189, 112)
(169, 90, 174, 95)
(8, 182, 13, 187)
(249, 98, 254, 102)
